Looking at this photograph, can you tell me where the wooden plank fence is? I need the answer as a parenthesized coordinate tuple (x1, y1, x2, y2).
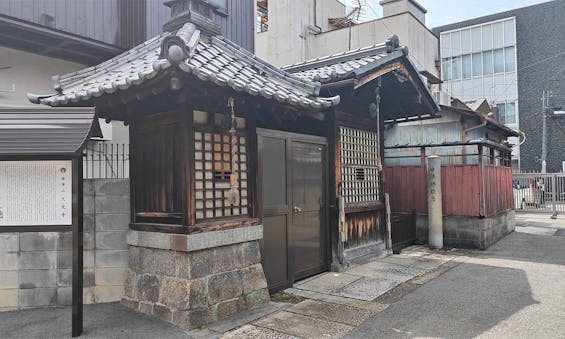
(385, 164, 513, 217)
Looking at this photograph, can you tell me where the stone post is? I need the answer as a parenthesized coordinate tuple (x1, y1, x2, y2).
(426, 155, 443, 249)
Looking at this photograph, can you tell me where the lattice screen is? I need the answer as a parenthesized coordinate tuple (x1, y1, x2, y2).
(194, 130, 248, 220)
(339, 126, 380, 204)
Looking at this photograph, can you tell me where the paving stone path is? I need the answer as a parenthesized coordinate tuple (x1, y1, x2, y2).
(186, 245, 472, 339)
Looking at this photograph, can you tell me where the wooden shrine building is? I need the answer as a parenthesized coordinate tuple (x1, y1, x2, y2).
(29, 0, 438, 329)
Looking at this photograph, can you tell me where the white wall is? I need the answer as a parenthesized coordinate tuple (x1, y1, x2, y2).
(0, 46, 84, 108)
(0, 46, 128, 143)
(256, 2, 438, 78)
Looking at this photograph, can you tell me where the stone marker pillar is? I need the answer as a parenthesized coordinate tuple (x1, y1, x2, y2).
(426, 155, 443, 249)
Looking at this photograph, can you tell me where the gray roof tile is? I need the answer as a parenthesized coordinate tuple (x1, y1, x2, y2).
(30, 23, 339, 110)
(283, 41, 398, 83)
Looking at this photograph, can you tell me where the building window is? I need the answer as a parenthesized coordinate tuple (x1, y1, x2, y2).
(482, 24, 493, 50)
(505, 46, 516, 72)
(493, 48, 504, 73)
(339, 127, 380, 204)
(208, 0, 227, 12)
(462, 54, 472, 79)
(257, 0, 268, 32)
(471, 27, 482, 52)
(472, 53, 482, 77)
(483, 50, 493, 75)
(442, 58, 451, 81)
(505, 102, 516, 124)
(504, 19, 516, 46)
(497, 102, 517, 125)
(452, 56, 461, 80)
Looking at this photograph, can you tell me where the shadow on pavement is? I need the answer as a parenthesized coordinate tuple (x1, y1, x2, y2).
(0, 302, 188, 339)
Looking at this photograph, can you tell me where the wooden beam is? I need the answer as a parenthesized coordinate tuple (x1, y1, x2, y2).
(354, 61, 407, 89)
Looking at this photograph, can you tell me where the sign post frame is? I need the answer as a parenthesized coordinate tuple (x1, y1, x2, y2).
(0, 154, 84, 337)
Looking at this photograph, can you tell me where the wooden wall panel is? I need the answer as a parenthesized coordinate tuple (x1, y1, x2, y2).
(386, 165, 513, 217)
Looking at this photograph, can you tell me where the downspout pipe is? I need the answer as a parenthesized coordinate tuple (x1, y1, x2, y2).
(313, 0, 322, 33)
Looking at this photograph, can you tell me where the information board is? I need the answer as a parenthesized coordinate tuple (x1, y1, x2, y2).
(0, 160, 72, 226)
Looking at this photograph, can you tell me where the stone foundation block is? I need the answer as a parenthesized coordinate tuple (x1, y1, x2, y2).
(208, 270, 243, 305)
(0, 234, 19, 253)
(19, 270, 57, 289)
(20, 251, 56, 270)
(123, 226, 269, 330)
(94, 285, 124, 303)
(20, 233, 59, 252)
(0, 289, 18, 308)
(0, 270, 19, 289)
(19, 288, 57, 308)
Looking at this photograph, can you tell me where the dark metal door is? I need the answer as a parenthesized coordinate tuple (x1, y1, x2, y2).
(258, 129, 328, 291)
(291, 142, 326, 280)
(258, 135, 290, 291)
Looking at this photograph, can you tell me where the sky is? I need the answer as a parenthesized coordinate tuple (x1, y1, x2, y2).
(362, 0, 555, 28)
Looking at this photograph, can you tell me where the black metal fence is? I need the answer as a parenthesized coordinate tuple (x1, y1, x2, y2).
(83, 143, 129, 179)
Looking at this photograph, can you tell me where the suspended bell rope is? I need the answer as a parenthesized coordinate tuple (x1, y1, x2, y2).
(227, 97, 240, 206)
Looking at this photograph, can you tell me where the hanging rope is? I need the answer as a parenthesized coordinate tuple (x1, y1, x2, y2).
(227, 97, 240, 206)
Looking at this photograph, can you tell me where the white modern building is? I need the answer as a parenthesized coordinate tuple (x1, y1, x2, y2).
(438, 17, 519, 145)
(255, 0, 439, 80)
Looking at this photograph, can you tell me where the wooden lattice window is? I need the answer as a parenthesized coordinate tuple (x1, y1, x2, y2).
(339, 126, 380, 204)
(194, 130, 248, 220)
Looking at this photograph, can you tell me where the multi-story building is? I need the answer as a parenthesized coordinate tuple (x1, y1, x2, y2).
(434, 0, 565, 172)
(255, 0, 439, 80)
(0, 0, 254, 177)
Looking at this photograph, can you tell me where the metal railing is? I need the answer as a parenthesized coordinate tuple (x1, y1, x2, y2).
(513, 173, 565, 215)
(83, 143, 129, 179)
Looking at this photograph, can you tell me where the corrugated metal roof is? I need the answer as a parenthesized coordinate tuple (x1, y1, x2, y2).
(29, 23, 340, 110)
(0, 107, 95, 155)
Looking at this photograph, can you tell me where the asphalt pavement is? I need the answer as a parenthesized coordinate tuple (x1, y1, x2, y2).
(348, 229, 565, 338)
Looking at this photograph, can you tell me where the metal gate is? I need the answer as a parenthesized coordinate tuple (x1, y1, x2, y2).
(513, 173, 565, 215)
(258, 129, 329, 291)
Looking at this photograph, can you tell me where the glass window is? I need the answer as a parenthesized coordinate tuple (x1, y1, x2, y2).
(461, 29, 471, 54)
(442, 58, 452, 81)
(496, 103, 506, 124)
(505, 102, 517, 124)
(452, 56, 461, 80)
(209, 0, 227, 11)
(462, 54, 472, 79)
(441, 33, 452, 58)
(505, 46, 516, 72)
(494, 48, 504, 73)
(472, 53, 482, 77)
(483, 50, 493, 75)
(482, 25, 493, 50)
(471, 27, 482, 52)
(451, 31, 461, 56)
(493, 22, 504, 48)
(504, 19, 516, 46)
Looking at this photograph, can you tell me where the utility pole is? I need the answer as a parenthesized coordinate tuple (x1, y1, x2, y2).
(541, 90, 552, 173)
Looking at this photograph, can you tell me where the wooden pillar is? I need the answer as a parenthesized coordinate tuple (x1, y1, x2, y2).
(478, 144, 485, 217)
(246, 108, 259, 219)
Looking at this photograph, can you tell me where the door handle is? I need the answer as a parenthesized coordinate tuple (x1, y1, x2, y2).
(293, 206, 303, 213)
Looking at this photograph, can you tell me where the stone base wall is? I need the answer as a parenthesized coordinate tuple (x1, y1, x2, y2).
(122, 226, 269, 330)
(413, 209, 515, 250)
(0, 179, 129, 311)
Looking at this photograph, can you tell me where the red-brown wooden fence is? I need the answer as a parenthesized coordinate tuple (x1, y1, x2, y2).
(385, 164, 513, 217)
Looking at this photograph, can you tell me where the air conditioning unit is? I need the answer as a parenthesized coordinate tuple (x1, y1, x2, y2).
(433, 91, 451, 106)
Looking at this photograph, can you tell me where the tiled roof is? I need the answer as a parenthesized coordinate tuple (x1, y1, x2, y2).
(29, 23, 339, 110)
(283, 36, 408, 84)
